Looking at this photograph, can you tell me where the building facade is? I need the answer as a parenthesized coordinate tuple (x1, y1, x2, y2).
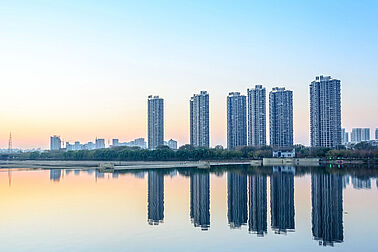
(190, 91, 210, 148)
(95, 138, 105, 149)
(112, 138, 147, 149)
(269, 87, 293, 147)
(227, 92, 247, 149)
(376, 128, 378, 140)
(167, 139, 178, 150)
(148, 95, 164, 150)
(351, 128, 370, 143)
(247, 85, 266, 146)
(50, 135, 61, 151)
(341, 128, 349, 145)
(310, 75, 342, 148)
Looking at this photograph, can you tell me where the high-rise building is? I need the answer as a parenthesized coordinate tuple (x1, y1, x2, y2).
(95, 138, 105, 149)
(248, 175, 267, 236)
(312, 173, 343, 246)
(269, 87, 293, 147)
(310, 75, 342, 148)
(190, 91, 210, 148)
(148, 95, 164, 150)
(167, 139, 178, 150)
(341, 128, 349, 145)
(227, 92, 247, 149)
(50, 135, 61, 151)
(361, 128, 370, 141)
(148, 171, 164, 225)
(133, 138, 147, 149)
(190, 172, 210, 230)
(376, 128, 378, 140)
(247, 85, 266, 146)
(112, 139, 119, 146)
(351, 128, 370, 143)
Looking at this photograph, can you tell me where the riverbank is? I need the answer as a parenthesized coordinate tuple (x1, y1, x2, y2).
(0, 160, 253, 170)
(1, 158, 375, 171)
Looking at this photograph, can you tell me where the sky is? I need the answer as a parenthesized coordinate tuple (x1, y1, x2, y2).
(0, 0, 377, 149)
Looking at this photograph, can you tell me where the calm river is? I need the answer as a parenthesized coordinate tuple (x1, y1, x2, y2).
(0, 165, 377, 251)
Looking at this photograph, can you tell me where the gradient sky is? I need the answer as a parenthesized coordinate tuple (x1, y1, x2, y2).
(0, 0, 377, 149)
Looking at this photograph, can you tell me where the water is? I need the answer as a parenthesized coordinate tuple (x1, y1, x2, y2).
(0, 166, 377, 251)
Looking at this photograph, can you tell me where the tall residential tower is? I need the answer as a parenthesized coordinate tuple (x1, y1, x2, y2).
(50, 135, 62, 151)
(148, 95, 164, 150)
(247, 85, 266, 146)
(227, 92, 247, 149)
(190, 91, 210, 148)
(310, 75, 341, 148)
(269, 87, 293, 147)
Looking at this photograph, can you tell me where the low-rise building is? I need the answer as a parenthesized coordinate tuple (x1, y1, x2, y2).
(272, 148, 296, 158)
(167, 139, 178, 150)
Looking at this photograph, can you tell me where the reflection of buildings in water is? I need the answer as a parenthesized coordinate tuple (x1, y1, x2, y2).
(352, 176, 371, 189)
(248, 175, 267, 236)
(270, 166, 295, 234)
(65, 170, 72, 175)
(50, 169, 62, 182)
(312, 173, 343, 246)
(227, 172, 247, 228)
(112, 172, 119, 179)
(74, 170, 80, 175)
(134, 172, 146, 179)
(190, 173, 210, 230)
(342, 175, 350, 189)
(169, 170, 178, 178)
(377, 179, 378, 188)
(148, 171, 164, 225)
(95, 170, 105, 179)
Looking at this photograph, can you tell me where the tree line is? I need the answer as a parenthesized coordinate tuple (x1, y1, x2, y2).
(6, 142, 378, 161)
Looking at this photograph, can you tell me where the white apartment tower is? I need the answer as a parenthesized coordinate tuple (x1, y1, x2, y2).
(247, 85, 266, 146)
(148, 95, 164, 150)
(190, 91, 210, 148)
(310, 75, 342, 148)
(269, 87, 293, 147)
(50, 135, 61, 151)
(227, 92, 247, 149)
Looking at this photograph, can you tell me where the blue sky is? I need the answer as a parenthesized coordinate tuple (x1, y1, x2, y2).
(0, 0, 377, 148)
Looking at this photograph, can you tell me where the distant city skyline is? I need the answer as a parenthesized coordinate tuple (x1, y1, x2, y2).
(0, 1, 377, 148)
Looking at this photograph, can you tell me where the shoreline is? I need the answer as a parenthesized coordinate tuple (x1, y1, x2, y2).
(0, 158, 375, 170)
